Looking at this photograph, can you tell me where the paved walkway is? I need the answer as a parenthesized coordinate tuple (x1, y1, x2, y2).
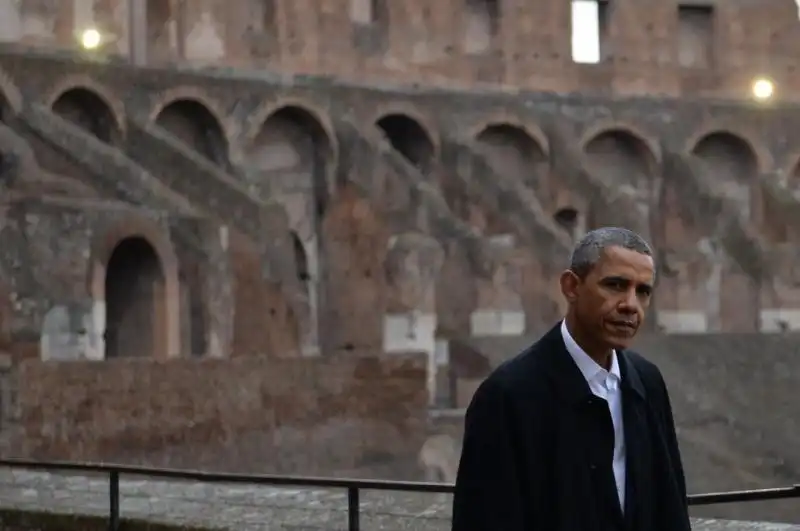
(0, 469, 798, 530)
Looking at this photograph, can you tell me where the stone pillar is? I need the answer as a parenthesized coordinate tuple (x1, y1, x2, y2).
(469, 234, 525, 337)
(383, 233, 444, 405)
(204, 224, 234, 358)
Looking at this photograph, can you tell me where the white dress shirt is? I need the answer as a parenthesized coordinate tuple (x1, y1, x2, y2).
(560, 320, 626, 512)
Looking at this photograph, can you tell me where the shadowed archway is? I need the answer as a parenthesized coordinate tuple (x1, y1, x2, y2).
(376, 114, 435, 174)
(154, 99, 229, 166)
(51, 88, 119, 144)
(104, 237, 166, 359)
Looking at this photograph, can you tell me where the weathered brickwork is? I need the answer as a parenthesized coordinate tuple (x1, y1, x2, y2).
(3, 0, 800, 101)
(0, 1, 799, 526)
(10, 353, 428, 476)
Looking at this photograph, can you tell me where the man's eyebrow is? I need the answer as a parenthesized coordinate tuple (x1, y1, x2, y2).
(601, 275, 653, 290)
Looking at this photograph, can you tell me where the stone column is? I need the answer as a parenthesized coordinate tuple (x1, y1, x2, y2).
(383, 232, 444, 405)
(469, 234, 525, 337)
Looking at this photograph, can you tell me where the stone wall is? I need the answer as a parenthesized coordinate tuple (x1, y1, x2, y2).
(6, 353, 429, 477)
(1, 0, 799, 101)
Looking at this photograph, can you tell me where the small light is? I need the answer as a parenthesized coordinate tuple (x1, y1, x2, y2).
(80, 29, 102, 50)
(752, 78, 774, 101)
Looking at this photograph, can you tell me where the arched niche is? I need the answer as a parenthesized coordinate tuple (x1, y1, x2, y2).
(90, 220, 181, 359)
(244, 105, 334, 218)
(584, 128, 657, 192)
(691, 132, 758, 183)
(376, 114, 435, 174)
(468, 123, 548, 235)
(103, 237, 166, 359)
(51, 88, 120, 144)
(691, 131, 758, 220)
(474, 123, 548, 187)
(154, 99, 229, 166)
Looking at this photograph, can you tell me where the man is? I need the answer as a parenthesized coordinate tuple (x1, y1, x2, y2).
(452, 227, 690, 531)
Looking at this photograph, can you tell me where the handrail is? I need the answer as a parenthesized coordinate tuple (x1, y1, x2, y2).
(0, 458, 797, 531)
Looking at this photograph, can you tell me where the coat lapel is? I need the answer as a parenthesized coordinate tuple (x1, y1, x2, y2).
(619, 350, 649, 531)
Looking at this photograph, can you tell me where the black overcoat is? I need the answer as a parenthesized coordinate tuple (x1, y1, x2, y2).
(452, 324, 691, 531)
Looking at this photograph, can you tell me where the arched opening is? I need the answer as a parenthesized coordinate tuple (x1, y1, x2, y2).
(376, 114, 435, 173)
(104, 237, 166, 359)
(475, 123, 547, 185)
(691, 131, 758, 220)
(154, 99, 229, 166)
(245, 105, 333, 218)
(691, 132, 757, 184)
(584, 129, 656, 188)
(51, 88, 118, 144)
(470, 123, 548, 234)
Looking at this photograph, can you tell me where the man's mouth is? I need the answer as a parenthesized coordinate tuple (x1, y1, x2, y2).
(607, 320, 637, 332)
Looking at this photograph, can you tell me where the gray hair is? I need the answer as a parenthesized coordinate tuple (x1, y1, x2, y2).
(568, 227, 653, 279)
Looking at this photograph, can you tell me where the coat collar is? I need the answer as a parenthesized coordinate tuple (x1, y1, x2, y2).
(539, 323, 647, 404)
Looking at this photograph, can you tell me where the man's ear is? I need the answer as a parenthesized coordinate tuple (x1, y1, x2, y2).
(559, 269, 581, 303)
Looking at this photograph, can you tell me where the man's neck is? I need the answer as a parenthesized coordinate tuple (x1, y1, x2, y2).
(564, 316, 613, 370)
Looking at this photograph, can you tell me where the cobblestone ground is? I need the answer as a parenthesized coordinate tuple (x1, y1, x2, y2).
(0, 469, 798, 531)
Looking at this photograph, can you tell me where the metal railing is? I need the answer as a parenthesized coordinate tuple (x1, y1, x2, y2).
(0, 458, 798, 531)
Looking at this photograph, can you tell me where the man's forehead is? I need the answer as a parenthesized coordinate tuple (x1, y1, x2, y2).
(593, 246, 654, 278)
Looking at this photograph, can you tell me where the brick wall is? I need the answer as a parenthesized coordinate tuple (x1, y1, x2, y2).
(8, 353, 428, 477)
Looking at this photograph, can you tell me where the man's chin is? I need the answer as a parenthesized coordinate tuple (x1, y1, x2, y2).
(603, 328, 638, 350)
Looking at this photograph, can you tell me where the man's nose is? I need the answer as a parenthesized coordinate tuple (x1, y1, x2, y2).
(618, 290, 640, 313)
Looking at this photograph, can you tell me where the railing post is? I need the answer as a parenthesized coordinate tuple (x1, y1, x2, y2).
(347, 486, 360, 531)
(108, 470, 120, 531)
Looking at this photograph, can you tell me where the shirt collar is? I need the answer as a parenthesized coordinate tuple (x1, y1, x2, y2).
(560, 319, 621, 382)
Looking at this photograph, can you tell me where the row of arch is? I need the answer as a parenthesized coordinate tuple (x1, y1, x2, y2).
(4, 75, 790, 182)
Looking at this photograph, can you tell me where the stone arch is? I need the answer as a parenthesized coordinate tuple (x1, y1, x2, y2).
(244, 104, 335, 217)
(581, 123, 661, 166)
(685, 126, 770, 174)
(690, 130, 759, 221)
(375, 113, 436, 173)
(474, 122, 549, 182)
(153, 97, 230, 166)
(89, 218, 180, 359)
(104, 238, 165, 359)
(582, 126, 659, 239)
(50, 87, 122, 144)
(690, 131, 759, 184)
(44, 77, 125, 130)
(583, 127, 659, 186)
(469, 122, 549, 234)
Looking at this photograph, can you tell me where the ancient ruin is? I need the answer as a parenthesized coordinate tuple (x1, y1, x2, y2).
(0, 0, 799, 524)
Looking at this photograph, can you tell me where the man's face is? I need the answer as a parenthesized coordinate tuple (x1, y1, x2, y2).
(562, 246, 655, 350)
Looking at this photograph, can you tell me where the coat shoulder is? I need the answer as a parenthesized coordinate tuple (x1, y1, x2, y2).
(623, 349, 668, 391)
